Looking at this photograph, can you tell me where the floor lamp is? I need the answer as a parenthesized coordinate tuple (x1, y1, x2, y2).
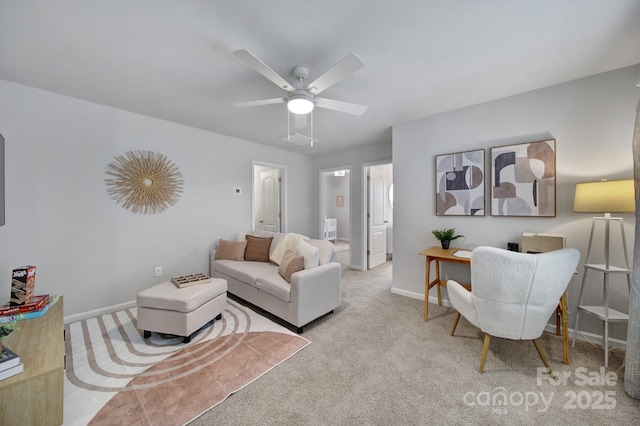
(572, 179, 635, 367)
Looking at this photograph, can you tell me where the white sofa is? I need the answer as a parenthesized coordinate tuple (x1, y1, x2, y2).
(210, 230, 341, 333)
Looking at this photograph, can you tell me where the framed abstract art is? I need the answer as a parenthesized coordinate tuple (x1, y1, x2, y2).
(435, 149, 485, 216)
(490, 139, 556, 217)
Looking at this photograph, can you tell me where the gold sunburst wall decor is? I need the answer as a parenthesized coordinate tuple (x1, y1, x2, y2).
(105, 150, 184, 214)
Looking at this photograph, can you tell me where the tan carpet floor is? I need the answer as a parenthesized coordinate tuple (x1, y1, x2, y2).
(190, 261, 640, 425)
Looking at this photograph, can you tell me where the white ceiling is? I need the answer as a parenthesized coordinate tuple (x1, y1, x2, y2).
(1, 1, 639, 155)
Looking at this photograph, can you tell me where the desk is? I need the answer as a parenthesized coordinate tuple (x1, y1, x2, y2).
(419, 246, 470, 322)
(419, 246, 570, 365)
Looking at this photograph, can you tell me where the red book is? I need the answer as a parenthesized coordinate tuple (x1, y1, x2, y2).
(0, 295, 49, 316)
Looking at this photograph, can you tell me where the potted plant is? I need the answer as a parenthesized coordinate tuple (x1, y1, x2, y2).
(432, 228, 464, 249)
(0, 321, 18, 352)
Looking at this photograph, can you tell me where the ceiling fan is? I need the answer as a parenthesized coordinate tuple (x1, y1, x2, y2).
(232, 49, 367, 116)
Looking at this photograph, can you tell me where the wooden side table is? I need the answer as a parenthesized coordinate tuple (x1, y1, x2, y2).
(0, 297, 64, 425)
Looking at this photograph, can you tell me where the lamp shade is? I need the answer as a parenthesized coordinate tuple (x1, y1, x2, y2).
(287, 93, 314, 114)
(573, 179, 635, 213)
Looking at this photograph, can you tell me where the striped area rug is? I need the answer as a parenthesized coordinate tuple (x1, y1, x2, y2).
(64, 300, 310, 425)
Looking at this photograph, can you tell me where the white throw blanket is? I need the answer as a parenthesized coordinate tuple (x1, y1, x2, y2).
(270, 233, 306, 265)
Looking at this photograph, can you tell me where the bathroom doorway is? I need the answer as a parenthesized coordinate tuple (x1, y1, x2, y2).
(362, 161, 393, 270)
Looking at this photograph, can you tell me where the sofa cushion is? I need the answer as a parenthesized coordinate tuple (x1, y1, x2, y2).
(278, 249, 305, 283)
(214, 239, 247, 261)
(297, 239, 320, 269)
(212, 259, 276, 286)
(249, 230, 283, 257)
(307, 239, 335, 265)
(244, 235, 272, 262)
(256, 272, 292, 302)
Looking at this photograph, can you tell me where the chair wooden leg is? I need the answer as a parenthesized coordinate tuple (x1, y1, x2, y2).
(479, 334, 491, 373)
(532, 339, 553, 375)
(450, 312, 461, 336)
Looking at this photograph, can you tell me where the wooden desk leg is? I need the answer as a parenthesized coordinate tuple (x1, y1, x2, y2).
(561, 292, 569, 365)
(435, 260, 442, 306)
(424, 257, 431, 322)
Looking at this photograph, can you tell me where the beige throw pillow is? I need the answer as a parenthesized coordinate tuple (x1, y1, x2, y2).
(278, 249, 304, 283)
(214, 239, 247, 261)
(245, 235, 273, 262)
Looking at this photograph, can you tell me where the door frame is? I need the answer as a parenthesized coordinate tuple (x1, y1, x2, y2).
(319, 165, 352, 242)
(361, 160, 392, 270)
(252, 161, 287, 233)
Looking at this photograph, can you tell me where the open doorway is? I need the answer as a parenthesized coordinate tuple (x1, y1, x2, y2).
(252, 162, 286, 232)
(319, 167, 351, 268)
(362, 161, 393, 270)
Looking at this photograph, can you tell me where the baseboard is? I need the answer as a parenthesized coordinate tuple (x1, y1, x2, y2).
(64, 300, 136, 324)
(543, 324, 627, 350)
(390, 289, 627, 349)
(390, 287, 423, 300)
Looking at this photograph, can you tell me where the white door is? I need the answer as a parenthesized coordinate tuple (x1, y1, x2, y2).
(367, 168, 387, 269)
(260, 169, 281, 232)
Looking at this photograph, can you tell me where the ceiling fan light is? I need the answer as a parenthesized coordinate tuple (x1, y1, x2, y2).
(288, 95, 314, 114)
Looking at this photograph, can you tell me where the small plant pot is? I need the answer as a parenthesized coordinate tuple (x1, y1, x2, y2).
(441, 240, 450, 249)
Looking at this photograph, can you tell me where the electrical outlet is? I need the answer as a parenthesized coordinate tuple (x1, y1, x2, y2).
(154, 266, 162, 277)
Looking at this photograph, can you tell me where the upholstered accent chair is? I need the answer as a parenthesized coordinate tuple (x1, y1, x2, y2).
(448, 246, 580, 373)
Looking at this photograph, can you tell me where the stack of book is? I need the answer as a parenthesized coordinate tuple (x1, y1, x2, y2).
(0, 345, 23, 381)
(0, 295, 59, 323)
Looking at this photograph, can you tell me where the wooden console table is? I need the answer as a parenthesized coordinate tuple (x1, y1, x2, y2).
(0, 296, 64, 425)
(419, 247, 570, 365)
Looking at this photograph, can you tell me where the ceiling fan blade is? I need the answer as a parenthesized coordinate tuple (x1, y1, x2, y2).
(234, 49, 295, 92)
(233, 98, 285, 108)
(305, 52, 365, 95)
(315, 97, 368, 116)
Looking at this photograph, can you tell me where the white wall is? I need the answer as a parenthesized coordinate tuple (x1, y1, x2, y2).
(392, 65, 639, 340)
(0, 80, 315, 319)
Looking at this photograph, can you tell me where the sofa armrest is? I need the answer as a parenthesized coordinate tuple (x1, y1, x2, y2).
(210, 250, 217, 276)
(290, 262, 341, 325)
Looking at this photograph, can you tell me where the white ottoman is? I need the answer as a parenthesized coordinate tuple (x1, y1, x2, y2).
(136, 278, 227, 343)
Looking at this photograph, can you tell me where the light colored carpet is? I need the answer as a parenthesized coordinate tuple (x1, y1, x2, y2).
(190, 262, 640, 425)
(63, 300, 309, 425)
